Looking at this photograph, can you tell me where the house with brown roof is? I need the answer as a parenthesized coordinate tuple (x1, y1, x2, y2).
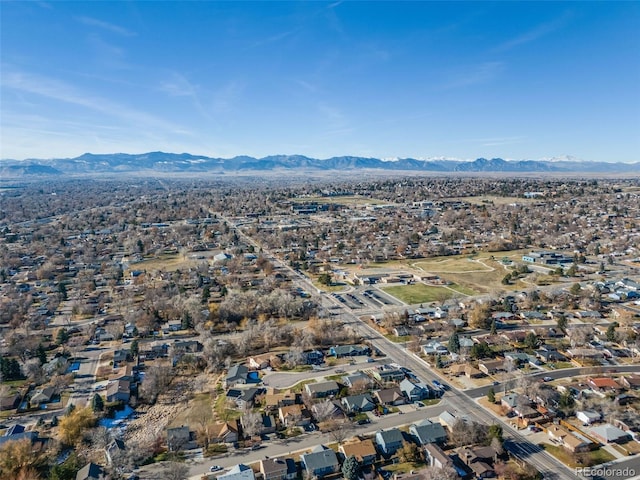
(424, 444, 453, 470)
(478, 359, 505, 376)
(373, 387, 406, 406)
(621, 375, 640, 390)
(339, 439, 378, 465)
(587, 377, 622, 393)
(264, 391, 296, 411)
(546, 425, 592, 453)
(210, 421, 239, 444)
(260, 458, 297, 480)
(279, 404, 311, 427)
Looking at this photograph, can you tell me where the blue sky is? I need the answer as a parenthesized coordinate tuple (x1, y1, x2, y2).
(1, 1, 639, 162)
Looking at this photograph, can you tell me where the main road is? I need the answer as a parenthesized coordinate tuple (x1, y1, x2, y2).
(220, 214, 581, 480)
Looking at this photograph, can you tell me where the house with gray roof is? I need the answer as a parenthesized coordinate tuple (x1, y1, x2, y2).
(375, 428, 404, 456)
(76, 463, 105, 480)
(399, 378, 432, 402)
(409, 419, 448, 446)
(218, 464, 256, 480)
(341, 394, 376, 413)
(300, 445, 339, 478)
(225, 365, 249, 388)
(305, 381, 340, 398)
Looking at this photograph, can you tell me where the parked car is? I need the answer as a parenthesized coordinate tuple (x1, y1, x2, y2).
(543, 376, 553, 382)
(210, 466, 222, 472)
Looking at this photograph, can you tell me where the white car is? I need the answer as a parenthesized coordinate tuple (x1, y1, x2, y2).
(210, 466, 222, 472)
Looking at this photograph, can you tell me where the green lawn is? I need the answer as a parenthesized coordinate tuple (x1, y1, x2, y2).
(540, 444, 614, 467)
(447, 283, 478, 296)
(382, 284, 453, 304)
(385, 335, 413, 343)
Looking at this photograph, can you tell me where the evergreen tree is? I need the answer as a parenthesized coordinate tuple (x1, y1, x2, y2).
(448, 331, 460, 354)
(342, 455, 360, 480)
(487, 387, 496, 403)
(37, 344, 47, 365)
(91, 393, 104, 413)
(556, 315, 568, 333)
(490, 319, 497, 335)
(130, 339, 139, 358)
(606, 322, 618, 342)
(435, 355, 443, 369)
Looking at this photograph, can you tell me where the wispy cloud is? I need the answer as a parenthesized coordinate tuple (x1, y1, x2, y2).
(212, 80, 245, 114)
(2, 69, 184, 133)
(493, 12, 572, 53)
(443, 61, 504, 89)
(76, 16, 135, 37)
(248, 28, 301, 49)
(159, 72, 213, 120)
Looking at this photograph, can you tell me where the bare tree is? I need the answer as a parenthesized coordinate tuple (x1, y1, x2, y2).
(323, 419, 353, 445)
(312, 400, 336, 423)
(242, 411, 263, 439)
(161, 461, 190, 480)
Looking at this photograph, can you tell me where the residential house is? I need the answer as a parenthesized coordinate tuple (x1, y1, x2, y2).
(546, 425, 593, 452)
(375, 428, 404, 456)
(341, 394, 376, 414)
(248, 353, 273, 370)
(339, 439, 378, 465)
(227, 387, 261, 409)
(587, 377, 622, 393)
(166, 425, 193, 451)
(590, 424, 632, 444)
(465, 365, 484, 379)
(620, 375, 640, 391)
(279, 404, 311, 427)
(105, 439, 125, 466)
(424, 444, 453, 470)
(218, 464, 256, 480)
(330, 345, 371, 357)
(422, 341, 448, 356)
(264, 390, 296, 411)
(210, 421, 239, 444)
(478, 359, 505, 376)
(0, 393, 20, 411)
(260, 458, 297, 480)
(300, 445, 340, 478)
(455, 446, 497, 478)
(409, 419, 447, 446)
(373, 387, 406, 406)
(310, 400, 343, 421)
(76, 463, 105, 480)
(399, 378, 432, 402)
(305, 381, 340, 399)
(344, 371, 373, 389)
(0, 430, 40, 448)
(225, 365, 249, 388)
(372, 367, 406, 383)
(304, 350, 325, 365)
(106, 379, 130, 403)
(577, 410, 602, 426)
(30, 386, 56, 406)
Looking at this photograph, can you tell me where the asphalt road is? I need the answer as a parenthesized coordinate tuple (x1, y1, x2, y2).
(220, 216, 582, 480)
(180, 402, 449, 480)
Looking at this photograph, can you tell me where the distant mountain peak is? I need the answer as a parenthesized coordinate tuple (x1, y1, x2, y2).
(0, 151, 637, 177)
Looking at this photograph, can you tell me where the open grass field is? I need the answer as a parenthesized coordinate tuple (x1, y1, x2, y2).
(411, 250, 533, 295)
(292, 195, 393, 206)
(540, 443, 614, 467)
(445, 195, 540, 206)
(382, 283, 455, 304)
(128, 253, 211, 273)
